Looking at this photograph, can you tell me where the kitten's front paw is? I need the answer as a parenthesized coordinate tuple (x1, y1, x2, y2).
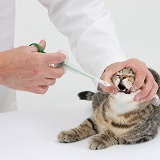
(89, 135, 107, 150)
(89, 133, 117, 150)
(58, 130, 80, 143)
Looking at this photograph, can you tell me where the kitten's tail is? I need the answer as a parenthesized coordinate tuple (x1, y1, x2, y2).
(78, 91, 95, 101)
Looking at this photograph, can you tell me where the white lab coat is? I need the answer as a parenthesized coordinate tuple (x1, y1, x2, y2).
(0, 0, 126, 112)
(0, 0, 17, 112)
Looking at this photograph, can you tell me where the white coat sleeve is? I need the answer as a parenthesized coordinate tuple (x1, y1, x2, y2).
(38, 0, 127, 78)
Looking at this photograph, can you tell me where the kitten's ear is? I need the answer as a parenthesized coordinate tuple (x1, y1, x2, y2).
(97, 84, 102, 91)
(151, 94, 160, 106)
(97, 84, 104, 93)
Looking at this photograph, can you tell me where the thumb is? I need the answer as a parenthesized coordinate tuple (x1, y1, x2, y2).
(101, 73, 117, 94)
(39, 39, 46, 51)
(100, 65, 119, 94)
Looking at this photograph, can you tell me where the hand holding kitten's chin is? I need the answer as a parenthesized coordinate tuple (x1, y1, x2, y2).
(100, 58, 158, 102)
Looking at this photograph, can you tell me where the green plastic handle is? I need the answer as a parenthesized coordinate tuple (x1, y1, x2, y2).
(29, 43, 45, 53)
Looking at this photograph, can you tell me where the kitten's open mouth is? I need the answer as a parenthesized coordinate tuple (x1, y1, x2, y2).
(118, 83, 131, 94)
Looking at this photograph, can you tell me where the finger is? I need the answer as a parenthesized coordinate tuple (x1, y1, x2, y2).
(39, 39, 46, 51)
(40, 78, 56, 86)
(131, 69, 146, 92)
(45, 66, 65, 78)
(37, 85, 49, 94)
(102, 85, 118, 94)
(38, 78, 56, 86)
(101, 71, 118, 94)
(42, 52, 66, 65)
(139, 82, 158, 103)
(45, 78, 56, 86)
(101, 76, 118, 94)
(134, 70, 156, 100)
(134, 82, 153, 101)
(28, 85, 49, 94)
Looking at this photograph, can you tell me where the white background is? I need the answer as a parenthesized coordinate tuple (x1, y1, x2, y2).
(15, 0, 160, 110)
(0, 102, 160, 160)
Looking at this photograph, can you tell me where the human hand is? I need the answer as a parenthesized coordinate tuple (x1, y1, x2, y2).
(101, 58, 158, 103)
(0, 40, 66, 94)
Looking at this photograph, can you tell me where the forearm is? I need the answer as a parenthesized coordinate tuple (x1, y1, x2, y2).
(38, 0, 126, 78)
(0, 52, 4, 85)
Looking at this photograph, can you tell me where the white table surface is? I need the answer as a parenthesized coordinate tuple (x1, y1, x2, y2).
(0, 101, 159, 160)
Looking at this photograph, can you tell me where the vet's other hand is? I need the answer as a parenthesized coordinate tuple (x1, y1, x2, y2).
(0, 40, 66, 94)
(101, 58, 158, 103)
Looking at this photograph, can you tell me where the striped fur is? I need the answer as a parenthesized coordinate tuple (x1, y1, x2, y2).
(58, 68, 160, 150)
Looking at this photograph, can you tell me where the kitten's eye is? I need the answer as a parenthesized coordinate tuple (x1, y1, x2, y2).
(129, 76, 135, 78)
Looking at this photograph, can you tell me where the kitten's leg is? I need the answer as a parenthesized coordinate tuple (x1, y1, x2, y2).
(120, 129, 158, 144)
(58, 117, 98, 143)
(92, 92, 108, 111)
(89, 130, 118, 150)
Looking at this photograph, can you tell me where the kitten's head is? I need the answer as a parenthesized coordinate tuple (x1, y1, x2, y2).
(110, 68, 160, 112)
(112, 68, 135, 94)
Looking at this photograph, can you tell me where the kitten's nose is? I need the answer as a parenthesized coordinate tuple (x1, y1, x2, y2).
(118, 83, 126, 90)
(119, 76, 126, 80)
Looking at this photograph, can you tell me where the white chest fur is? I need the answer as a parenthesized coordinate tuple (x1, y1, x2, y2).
(109, 90, 140, 114)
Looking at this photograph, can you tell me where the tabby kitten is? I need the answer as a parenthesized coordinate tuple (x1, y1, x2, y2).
(58, 68, 160, 150)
